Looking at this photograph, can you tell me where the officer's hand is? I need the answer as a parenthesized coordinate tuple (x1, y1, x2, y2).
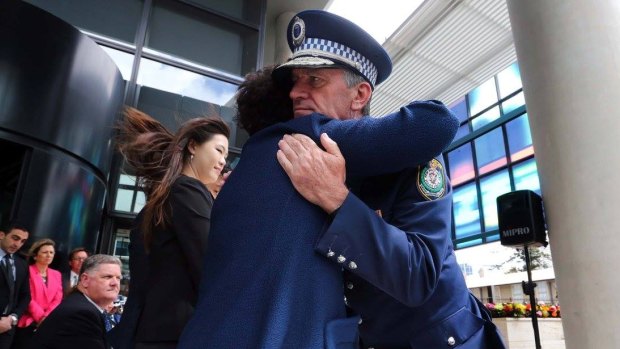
(277, 133, 348, 213)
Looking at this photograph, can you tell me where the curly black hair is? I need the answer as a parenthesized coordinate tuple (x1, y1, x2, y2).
(235, 65, 293, 135)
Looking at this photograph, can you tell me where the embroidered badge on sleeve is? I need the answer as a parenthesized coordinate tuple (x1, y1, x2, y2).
(417, 158, 446, 200)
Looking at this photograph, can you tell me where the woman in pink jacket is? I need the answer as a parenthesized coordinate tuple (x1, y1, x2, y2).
(12, 238, 63, 347)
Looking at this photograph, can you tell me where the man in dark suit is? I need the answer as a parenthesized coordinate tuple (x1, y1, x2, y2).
(31, 254, 122, 349)
(0, 223, 30, 349)
(62, 247, 89, 295)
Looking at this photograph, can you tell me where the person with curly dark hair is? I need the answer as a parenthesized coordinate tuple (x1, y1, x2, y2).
(234, 65, 293, 136)
(178, 61, 459, 348)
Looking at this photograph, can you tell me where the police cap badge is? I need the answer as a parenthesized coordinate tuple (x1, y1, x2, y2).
(273, 10, 392, 89)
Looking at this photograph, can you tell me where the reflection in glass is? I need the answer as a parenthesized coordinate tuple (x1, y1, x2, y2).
(480, 170, 511, 231)
(471, 106, 500, 131)
(453, 183, 481, 240)
(513, 159, 541, 194)
(497, 62, 522, 98)
(502, 92, 525, 115)
(506, 114, 534, 162)
(114, 189, 133, 212)
(475, 128, 507, 175)
(137, 58, 237, 106)
(448, 143, 475, 186)
(468, 77, 498, 116)
(100, 46, 134, 80)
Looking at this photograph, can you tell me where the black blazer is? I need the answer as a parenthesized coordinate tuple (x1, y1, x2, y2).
(0, 253, 30, 318)
(108, 210, 148, 349)
(30, 290, 108, 349)
(134, 175, 214, 343)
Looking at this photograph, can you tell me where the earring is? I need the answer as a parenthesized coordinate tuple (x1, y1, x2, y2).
(191, 154, 194, 161)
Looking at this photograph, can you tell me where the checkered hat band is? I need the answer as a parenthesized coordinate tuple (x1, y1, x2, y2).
(294, 38, 378, 85)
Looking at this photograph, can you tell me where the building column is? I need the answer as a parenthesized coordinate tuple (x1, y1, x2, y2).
(274, 12, 295, 64)
(506, 1, 620, 347)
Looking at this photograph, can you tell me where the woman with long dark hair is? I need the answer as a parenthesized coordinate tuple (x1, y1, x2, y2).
(115, 109, 230, 349)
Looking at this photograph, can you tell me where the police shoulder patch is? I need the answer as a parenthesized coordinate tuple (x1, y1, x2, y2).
(417, 158, 446, 201)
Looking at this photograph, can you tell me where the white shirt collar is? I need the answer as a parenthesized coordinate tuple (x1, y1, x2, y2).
(82, 292, 104, 313)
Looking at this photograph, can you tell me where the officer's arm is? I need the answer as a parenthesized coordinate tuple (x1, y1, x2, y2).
(320, 100, 459, 177)
(314, 166, 453, 307)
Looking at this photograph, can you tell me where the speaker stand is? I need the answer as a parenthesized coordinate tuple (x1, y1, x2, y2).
(523, 246, 542, 349)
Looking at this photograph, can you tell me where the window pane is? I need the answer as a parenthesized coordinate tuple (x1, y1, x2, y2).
(475, 128, 507, 175)
(119, 174, 136, 186)
(447, 143, 475, 186)
(480, 170, 511, 231)
(100, 46, 134, 80)
(486, 233, 500, 242)
(506, 114, 534, 162)
(25, 0, 143, 44)
(497, 62, 522, 98)
(502, 91, 525, 115)
(456, 239, 482, 249)
(511, 283, 525, 303)
(513, 159, 541, 195)
(471, 106, 500, 131)
(147, 1, 258, 75)
(468, 77, 498, 116)
(190, 0, 261, 24)
(137, 58, 238, 105)
(133, 191, 146, 213)
(454, 124, 470, 141)
(114, 189, 134, 212)
(449, 97, 468, 123)
(453, 183, 481, 240)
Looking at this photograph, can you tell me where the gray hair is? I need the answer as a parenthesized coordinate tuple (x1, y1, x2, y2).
(80, 254, 122, 275)
(342, 69, 372, 115)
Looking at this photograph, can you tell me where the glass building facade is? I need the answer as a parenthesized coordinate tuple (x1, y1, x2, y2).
(23, 0, 265, 280)
(446, 62, 541, 249)
(17, 1, 541, 260)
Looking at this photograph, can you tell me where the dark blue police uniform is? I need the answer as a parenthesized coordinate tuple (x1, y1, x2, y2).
(317, 161, 506, 348)
(177, 102, 459, 349)
(273, 9, 507, 349)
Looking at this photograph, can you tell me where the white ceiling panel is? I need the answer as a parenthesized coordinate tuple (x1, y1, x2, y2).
(372, 0, 516, 114)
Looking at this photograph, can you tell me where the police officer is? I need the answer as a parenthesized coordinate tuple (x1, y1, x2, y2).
(275, 10, 506, 349)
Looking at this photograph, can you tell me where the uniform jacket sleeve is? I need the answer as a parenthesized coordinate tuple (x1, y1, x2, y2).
(169, 178, 213, 291)
(319, 100, 459, 177)
(315, 164, 454, 307)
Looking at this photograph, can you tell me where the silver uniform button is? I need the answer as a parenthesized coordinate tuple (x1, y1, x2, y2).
(337, 255, 346, 263)
(447, 336, 456, 346)
(327, 250, 335, 257)
(348, 261, 357, 270)
(358, 318, 363, 325)
(346, 282, 354, 290)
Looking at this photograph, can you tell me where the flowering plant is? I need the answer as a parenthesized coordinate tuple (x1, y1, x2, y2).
(485, 302, 560, 318)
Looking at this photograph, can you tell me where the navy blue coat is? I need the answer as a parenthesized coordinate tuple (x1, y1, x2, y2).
(318, 159, 507, 348)
(178, 101, 459, 349)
